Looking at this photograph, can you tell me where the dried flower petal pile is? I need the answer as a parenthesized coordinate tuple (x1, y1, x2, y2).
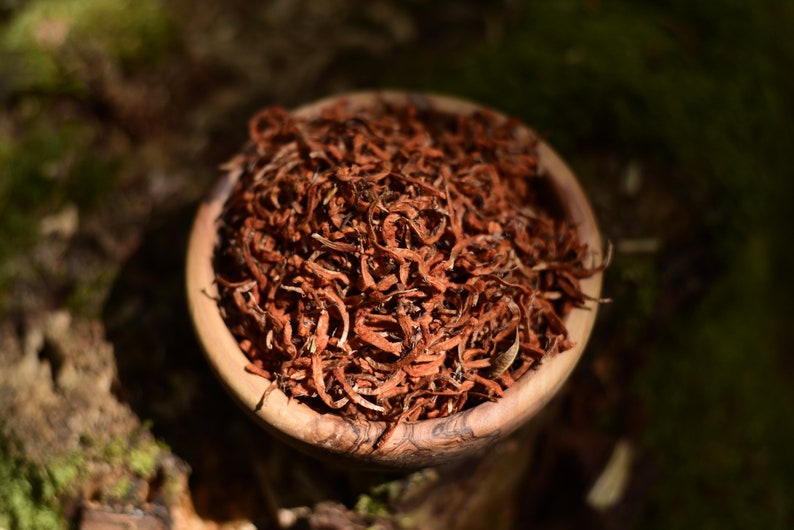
(213, 98, 602, 437)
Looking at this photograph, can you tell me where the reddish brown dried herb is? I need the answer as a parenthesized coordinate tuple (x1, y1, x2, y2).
(213, 97, 602, 435)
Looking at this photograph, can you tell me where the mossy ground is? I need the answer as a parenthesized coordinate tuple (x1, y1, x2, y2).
(388, 1, 794, 526)
(1, 0, 792, 528)
(0, 428, 166, 529)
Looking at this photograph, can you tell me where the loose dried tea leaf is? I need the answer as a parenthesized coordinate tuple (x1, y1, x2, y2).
(213, 96, 603, 428)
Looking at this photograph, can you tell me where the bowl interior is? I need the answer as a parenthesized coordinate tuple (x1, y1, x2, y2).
(186, 91, 604, 469)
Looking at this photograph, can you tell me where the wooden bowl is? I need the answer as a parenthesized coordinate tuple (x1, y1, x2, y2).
(186, 91, 604, 470)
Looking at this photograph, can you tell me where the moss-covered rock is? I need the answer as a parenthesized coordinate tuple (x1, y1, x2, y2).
(0, 312, 179, 527)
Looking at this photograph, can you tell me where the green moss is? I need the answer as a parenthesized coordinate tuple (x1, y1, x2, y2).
(127, 440, 160, 478)
(635, 236, 794, 529)
(354, 494, 390, 518)
(100, 437, 125, 461)
(610, 254, 660, 341)
(0, 438, 67, 529)
(0, 102, 120, 310)
(0, 426, 168, 528)
(1, 0, 173, 94)
(105, 476, 133, 501)
(0, 0, 170, 297)
(96, 429, 165, 479)
(47, 460, 81, 494)
(354, 470, 437, 523)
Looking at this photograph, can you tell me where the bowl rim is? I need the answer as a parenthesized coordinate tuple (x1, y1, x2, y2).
(185, 90, 604, 469)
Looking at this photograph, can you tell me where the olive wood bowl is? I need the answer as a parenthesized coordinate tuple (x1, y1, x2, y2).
(186, 90, 604, 470)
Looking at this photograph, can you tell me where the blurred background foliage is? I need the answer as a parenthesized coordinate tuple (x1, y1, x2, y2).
(1, 0, 792, 528)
